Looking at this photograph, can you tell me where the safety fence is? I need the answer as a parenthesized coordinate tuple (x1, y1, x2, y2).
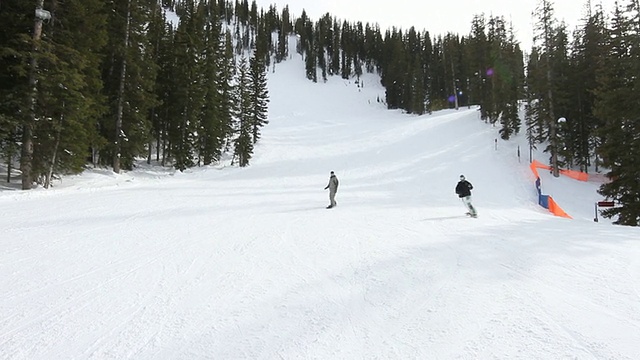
(529, 160, 588, 219)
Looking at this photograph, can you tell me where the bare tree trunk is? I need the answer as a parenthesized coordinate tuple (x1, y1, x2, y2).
(21, 0, 46, 190)
(147, 2, 158, 166)
(546, 56, 559, 177)
(92, 147, 98, 167)
(147, 107, 155, 165)
(45, 100, 63, 189)
(6, 146, 12, 183)
(156, 128, 160, 162)
(451, 61, 459, 110)
(162, 140, 170, 167)
(147, 140, 152, 164)
(542, 0, 559, 177)
(45, 123, 62, 189)
(114, 0, 131, 174)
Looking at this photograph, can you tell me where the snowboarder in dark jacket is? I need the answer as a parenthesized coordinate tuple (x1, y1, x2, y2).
(455, 175, 477, 217)
(324, 171, 339, 209)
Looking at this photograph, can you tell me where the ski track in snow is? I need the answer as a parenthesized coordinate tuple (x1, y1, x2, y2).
(2, 57, 640, 359)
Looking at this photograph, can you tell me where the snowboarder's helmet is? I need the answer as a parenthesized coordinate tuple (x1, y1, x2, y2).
(459, 175, 465, 180)
(331, 171, 334, 174)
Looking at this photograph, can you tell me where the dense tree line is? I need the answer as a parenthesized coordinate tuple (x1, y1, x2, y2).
(1, 0, 638, 225)
(0, 0, 269, 188)
(523, 0, 640, 225)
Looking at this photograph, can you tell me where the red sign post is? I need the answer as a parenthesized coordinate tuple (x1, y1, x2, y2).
(594, 201, 615, 222)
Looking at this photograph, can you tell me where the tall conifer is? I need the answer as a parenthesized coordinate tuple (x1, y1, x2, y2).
(233, 57, 253, 167)
(249, 51, 269, 143)
(594, 2, 640, 225)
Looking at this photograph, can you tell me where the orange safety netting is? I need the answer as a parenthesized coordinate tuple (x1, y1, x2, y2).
(560, 169, 589, 181)
(530, 161, 541, 178)
(530, 160, 588, 181)
(529, 160, 572, 219)
(548, 197, 572, 219)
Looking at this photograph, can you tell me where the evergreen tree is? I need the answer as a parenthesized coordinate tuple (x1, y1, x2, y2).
(295, 10, 309, 55)
(468, 15, 490, 117)
(353, 22, 364, 80)
(421, 32, 434, 113)
(532, 0, 561, 177)
(486, 16, 506, 122)
(0, 0, 41, 186)
(330, 19, 341, 76)
(406, 27, 426, 115)
(564, 4, 607, 172)
(248, 51, 269, 143)
(380, 29, 407, 109)
(497, 21, 524, 140)
(549, 23, 572, 170)
(363, 23, 382, 74)
(316, 14, 332, 82)
(594, 2, 640, 225)
(429, 36, 447, 110)
(233, 57, 253, 167)
(524, 85, 540, 163)
(147, 1, 170, 164)
(166, 1, 206, 171)
(304, 20, 317, 82)
(101, 0, 159, 173)
(199, 6, 225, 165)
(221, 31, 238, 151)
(153, 15, 177, 166)
(441, 33, 463, 110)
(1, 0, 108, 188)
(275, 5, 290, 62)
(249, 0, 259, 31)
(340, 21, 353, 79)
(34, 0, 109, 187)
(408, 60, 427, 114)
(525, 48, 547, 145)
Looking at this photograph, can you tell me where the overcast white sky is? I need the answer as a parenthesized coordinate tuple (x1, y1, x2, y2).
(253, 0, 618, 50)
